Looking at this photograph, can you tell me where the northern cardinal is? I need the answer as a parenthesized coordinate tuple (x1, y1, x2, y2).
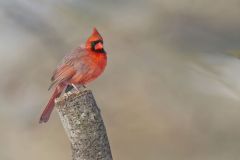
(39, 28, 107, 123)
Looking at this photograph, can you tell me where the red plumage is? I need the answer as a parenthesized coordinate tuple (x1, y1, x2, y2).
(39, 28, 107, 123)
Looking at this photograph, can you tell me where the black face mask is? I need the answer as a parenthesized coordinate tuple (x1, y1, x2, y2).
(91, 40, 105, 53)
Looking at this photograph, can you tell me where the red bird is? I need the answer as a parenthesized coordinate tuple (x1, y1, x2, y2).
(39, 28, 107, 123)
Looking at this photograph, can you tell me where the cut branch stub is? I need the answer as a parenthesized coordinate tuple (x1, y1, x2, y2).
(55, 90, 112, 160)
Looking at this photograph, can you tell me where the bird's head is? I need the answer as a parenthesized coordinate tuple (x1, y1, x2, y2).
(86, 28, 105, 54)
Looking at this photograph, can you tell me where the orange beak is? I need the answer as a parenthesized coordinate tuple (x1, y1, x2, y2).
(95, 42, 103, 50)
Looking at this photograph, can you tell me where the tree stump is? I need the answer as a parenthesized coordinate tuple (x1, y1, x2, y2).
(55, 90, 112, 160)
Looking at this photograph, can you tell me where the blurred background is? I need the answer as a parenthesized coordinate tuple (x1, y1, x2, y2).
(1, 0, 240, 159)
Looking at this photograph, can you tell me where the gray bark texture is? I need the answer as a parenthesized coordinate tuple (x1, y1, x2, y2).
(55, 90, 113, 160)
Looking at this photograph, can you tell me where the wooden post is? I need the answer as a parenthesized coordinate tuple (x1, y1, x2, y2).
(55, 90, 113, 160)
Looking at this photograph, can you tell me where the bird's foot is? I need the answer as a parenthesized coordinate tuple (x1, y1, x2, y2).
(64, 84, 86, 94)
(72, 84, 80, 93)
(72, 84, 87, 93)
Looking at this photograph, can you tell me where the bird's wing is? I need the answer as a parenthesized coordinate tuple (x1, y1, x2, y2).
(48, 64, 76, 90)
(49, 47, 89, 89)
(48, 47, 87, 90)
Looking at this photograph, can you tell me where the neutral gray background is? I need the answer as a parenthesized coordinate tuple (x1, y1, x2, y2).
(1, 0, 240, 160)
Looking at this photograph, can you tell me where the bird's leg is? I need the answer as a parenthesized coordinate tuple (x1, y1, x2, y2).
(72, 83, 80, 93)
(65, 84, 86, 94)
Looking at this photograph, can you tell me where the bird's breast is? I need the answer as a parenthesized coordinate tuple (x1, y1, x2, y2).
(71, 53, 107, 84)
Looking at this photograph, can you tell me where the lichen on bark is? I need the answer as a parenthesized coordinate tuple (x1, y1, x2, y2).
(55, 90, 112, 160)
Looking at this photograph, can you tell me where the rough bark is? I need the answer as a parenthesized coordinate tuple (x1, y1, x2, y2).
(55, 90, 113, 160)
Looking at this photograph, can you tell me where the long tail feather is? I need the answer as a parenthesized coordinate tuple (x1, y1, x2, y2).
(39, 84, 65, 123)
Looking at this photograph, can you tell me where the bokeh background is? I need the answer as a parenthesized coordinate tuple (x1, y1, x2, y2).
(1, 0, 240, 160)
